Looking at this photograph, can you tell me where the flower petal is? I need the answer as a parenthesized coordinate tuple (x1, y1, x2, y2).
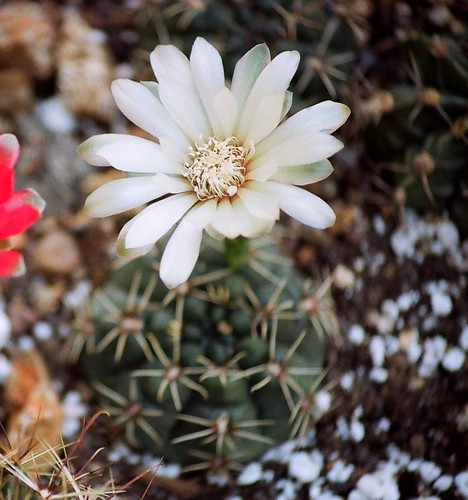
(252, 132, 343, 169)
(236, 182, 280, 221)
(150, 44, 193, 84)
(0, 189, 45, 239)
(212, 87, 237, 139)
(246, 159, 278, 182)
(78, 134, 183, 174)
(231, 44, 271, 117)
(111, 79, 188, 147)
(210, 198, 242, 239)
(271, 160, 333, 185)
(231, 196, 274, 237)
(0, 250, 25, 277)
(159, 199, 216, 288)
(0, 133, 19, 203)
(243, 94, 286, 145)
(85, 174, 190, 217)
(190, 37, 227, 136)
(158, 77, 212, 142)
(125, 193, 197, 249)
(237, 51, 300, 142)
(256, 101, 350, 156)
(116, 220, 154, 258)
(259, 182, 336, 229)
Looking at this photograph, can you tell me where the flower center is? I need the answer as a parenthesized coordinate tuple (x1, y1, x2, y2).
(184, 136, 247, 201)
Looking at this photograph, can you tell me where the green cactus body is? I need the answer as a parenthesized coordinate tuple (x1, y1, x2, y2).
(80, 236, 333, 466)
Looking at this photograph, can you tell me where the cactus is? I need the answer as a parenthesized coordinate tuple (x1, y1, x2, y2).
(79, 235, 337, 467)
(364, 7, 468, 233)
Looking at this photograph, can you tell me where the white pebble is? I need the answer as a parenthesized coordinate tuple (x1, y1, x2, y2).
(336, 416, 350, 440)
(35, 97, 76, 134)
(327, 460, 354, 483)
(460, 325, 468, 350)
(441, 347, 465, 372)
(17, 336, 35, 351)
(340, 371, 355, 391)
(237, 462, 263, 485)
(373, 215, 386, 235)
(0, 308, 11, 349)
(349, 324, 365, 345)
(33, 321, 53, 341)
(419, 461, 441, 483)
(61, 391, 87, 438)
(0, 354, 12, 382)
(155, 463, 181, 478)
(418, 336, 447, 378)
(315, 390, 332, 415)
(433, 474, 453, 492)
(376, 417, 391, 433)
(397, 290, 420, 311)
(288, 450, 323, 483)
(370, 367, 388, 384)
(430, 290, 452, 317)
(276, 479, 297, 500)
(350, 420, 365, 443)
(455, 471, 468, 497)
(369, 336, 386, 366)
(333, 264, 355, 290)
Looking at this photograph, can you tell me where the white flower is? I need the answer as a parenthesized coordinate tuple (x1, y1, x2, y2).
(79, 38, 350, 288)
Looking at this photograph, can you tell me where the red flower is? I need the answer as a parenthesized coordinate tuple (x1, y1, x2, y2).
(0, 134, 45, 277)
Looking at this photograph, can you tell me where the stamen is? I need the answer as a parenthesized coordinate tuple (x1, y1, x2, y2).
(184, 137, 248, 201)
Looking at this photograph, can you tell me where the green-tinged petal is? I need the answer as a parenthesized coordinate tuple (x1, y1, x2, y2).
(259, 182, 336, 229)
(256, 101, 350, 156)
(190, 37, 227, 136)
(231, 44, 271, 117)
(116, 220, 154, 258)
(281, 91, 293, 121)
(125, 193, 197, 249)
(111, 79, 188, 147)
(78, 134, 183, 173)
(252, 132, 343, 169)
(237, 51, 300, 142)
(236, 182, 280, 221)
(85, 174, 190, 218)
(271, 160, 333, 185)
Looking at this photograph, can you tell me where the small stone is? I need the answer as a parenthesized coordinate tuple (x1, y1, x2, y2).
(369, 367, 388, 383)
(419, 461, 441, 483)
(288, 450, 323, 483)
(0, 354, 12, 382)
(36, 97, 77, 134)
(56, 9, 115, 122)
(33, 229, 82, 275)
(33, 321, 53, 341)
(0, 308, 12, 349)
(433, 475, 453, 492)
(348, 324, 365, 345)
(0, 69, 33, 112)
(237, 462, 263, 485)
(333, 264, 355, 290)
(455, 471, 468, 497)
(441, 347, 465, 372)
(0, 1, 55, 78)
(327, 460, 355, 483)
(430, 290, 452, 316)
(350, 420, 365, 442)
(460, 325, 468, 351)
(369, 335, 386, 366)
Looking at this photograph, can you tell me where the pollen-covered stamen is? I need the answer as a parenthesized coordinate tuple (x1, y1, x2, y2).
(184, 136, 247, 201)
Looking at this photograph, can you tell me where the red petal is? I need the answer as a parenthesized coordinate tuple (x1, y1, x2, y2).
(0, 134, 19, 204)
(0, 188, 45, 239)
(0, 250, 25, 277)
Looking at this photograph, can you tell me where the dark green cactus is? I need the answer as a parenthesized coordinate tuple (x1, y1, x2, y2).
(79, 236, 336, 467)
(365, 13, 468, 233)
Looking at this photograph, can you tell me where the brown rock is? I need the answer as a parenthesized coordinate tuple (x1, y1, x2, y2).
(0, 69, 33, 112)
(0, 1, 55, 78)
(55, 9, 115, 122)
(33, 229, 82, 275)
